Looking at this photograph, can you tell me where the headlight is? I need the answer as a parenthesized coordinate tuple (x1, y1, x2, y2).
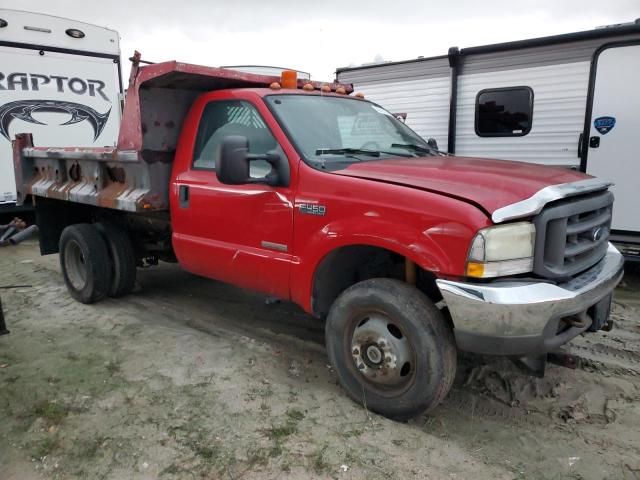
(466, 222, 535, 278)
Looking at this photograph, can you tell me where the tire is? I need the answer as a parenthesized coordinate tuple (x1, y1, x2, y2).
(96, 221, 137, 297)
(59, 224, 112, 304)
(325, 278, 457, 420)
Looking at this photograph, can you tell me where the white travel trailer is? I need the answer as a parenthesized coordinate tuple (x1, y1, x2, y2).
(0, 9, 122, 215)
(337, 21, 640, 258)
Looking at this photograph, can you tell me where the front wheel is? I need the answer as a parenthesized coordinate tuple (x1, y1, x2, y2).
(325, 278, 456, 420)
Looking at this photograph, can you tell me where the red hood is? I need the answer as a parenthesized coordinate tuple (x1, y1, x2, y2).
(334, 156, 590, 216)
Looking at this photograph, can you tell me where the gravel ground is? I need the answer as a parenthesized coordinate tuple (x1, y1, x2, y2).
(1, 241, 639, 480)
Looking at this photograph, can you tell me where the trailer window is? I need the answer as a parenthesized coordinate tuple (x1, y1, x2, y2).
(475, 87, 533, 137)
(192, 100, 281, 177)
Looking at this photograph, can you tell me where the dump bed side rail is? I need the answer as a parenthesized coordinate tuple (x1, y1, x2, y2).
(13, 133, 165, 212)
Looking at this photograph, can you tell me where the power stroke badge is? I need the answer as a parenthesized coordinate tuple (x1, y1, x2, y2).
(0, 100, 111, 141)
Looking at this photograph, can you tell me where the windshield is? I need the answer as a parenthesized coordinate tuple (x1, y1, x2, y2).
(265, 94, 435, 169)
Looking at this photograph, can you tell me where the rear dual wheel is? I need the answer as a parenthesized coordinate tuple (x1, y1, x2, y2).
(95, 221, 137, 297)
(325, 278, 457, 420)
(59, 222, 136, 304)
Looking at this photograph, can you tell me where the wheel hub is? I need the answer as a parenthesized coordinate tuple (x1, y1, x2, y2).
(365, 344, 383, 365)
(350, 314, 414, 387)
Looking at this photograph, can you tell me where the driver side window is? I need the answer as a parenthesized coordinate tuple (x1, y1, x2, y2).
(192, 100, 282, 177)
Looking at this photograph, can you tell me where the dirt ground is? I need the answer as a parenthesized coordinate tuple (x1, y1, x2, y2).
(1, 241, 639, 480)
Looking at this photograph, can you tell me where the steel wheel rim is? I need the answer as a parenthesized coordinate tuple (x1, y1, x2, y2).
(64, 239, 87, 291)
(350, 312, 416, 391)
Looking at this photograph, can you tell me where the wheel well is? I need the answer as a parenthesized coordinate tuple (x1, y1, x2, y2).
(311, 245, 442, 318)
(34, 198, 95, 255)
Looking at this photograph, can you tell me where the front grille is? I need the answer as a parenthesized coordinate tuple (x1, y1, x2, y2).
(533, 190, 613, 280)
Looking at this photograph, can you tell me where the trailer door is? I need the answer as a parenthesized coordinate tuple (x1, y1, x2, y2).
(585, 44, 640, 233)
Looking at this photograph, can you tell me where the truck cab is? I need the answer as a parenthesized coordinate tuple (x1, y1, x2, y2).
(13, 55, 624, 420)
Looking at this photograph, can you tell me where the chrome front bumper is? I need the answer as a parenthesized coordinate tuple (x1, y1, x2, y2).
(436, 244, 624, 355)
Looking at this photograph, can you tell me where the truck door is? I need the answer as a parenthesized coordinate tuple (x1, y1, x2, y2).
(585, 43, 640, 234)
(171, 97, 295, 299)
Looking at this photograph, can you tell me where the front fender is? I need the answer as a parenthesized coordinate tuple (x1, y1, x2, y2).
(290, 215, 479, 313)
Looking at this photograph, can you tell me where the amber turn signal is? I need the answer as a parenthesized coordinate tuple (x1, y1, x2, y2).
(466, 262, 484, 278)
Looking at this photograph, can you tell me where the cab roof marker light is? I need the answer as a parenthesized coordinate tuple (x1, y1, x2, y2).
(280, 70, 297, 89)
(335, 87, 346, 94)
(270, 82, 281, 90)
(355, 92, 365, 98)
(321, 85, 331, 92)
(303, 83, 314, 91)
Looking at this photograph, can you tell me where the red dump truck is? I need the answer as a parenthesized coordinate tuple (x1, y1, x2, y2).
(13, 52, 624, 419)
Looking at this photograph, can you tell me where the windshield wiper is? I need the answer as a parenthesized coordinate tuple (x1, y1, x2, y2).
(315, 147, 381, 157)
(391, 143, 448, 156)
(391, 143, 432, 153)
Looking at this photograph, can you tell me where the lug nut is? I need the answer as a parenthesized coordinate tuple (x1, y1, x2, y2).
(352, 348, 359, 355)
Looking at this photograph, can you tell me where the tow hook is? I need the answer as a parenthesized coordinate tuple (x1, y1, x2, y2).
(567, 312, 591, 329)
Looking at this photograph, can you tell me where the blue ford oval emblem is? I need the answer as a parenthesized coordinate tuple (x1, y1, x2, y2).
(591, 227, 606, 242)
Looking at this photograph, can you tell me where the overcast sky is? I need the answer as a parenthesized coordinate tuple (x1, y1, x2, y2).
(9, 0, 640, 81)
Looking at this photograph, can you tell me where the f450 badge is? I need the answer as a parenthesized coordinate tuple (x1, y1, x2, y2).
(298, 203, 326, 216)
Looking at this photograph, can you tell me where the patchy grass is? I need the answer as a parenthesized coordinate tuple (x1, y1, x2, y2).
(31, 434, 60, 459)
(160, 463, 183, 476)
(310, 445, 330, 474)
(246, 444, 270, 467)
(245, 384, 274, 401)
(342, 427, 365, 438)
(71, 436, 106, 461)
(267, 422, 297, 441)
(105, 359, 121, 375)
(65, 351, 80, 361)
(33, 399, 68, 425)
(285, 408, 305, 422)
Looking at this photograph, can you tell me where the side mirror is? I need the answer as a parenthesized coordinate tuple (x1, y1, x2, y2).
(427, 138, 438, 150)
(216, 136, 251, 185)
(216, 135, 289, 187)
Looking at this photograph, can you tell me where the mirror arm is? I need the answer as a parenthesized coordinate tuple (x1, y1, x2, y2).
(246, 152, 280, 165)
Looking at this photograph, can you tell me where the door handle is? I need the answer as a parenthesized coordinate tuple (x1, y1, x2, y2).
(179, 185, 189, 208)
(589, 136, 600, 148)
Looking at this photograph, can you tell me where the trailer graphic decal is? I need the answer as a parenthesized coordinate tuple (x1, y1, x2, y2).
(594, 116, 616, 135)
(0, 100, 111, 141)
